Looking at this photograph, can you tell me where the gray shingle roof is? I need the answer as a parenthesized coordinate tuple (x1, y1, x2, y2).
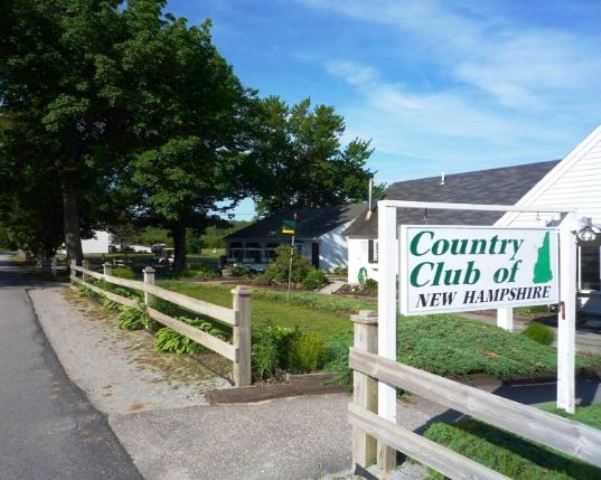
(225, 203, 366, 241)
(344, 160, 560, 238)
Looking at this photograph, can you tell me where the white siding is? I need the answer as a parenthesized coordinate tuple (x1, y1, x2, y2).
(82, 230, 112, 254)
(318, 220, 353, 272)
(347, 238, 379, 284)
(498, 125, 601, 228)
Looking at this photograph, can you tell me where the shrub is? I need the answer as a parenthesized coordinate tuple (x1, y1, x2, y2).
(324, 333, 353, 386)
(117, 307, 151, 330)
(112, 266, 135, 279)
(289, 332, 328, 372)
(230, 265, 247, 277)
(101, 297, 122, 311)
(363, 278, 378, 292)
(180, 266, 219, 280)
(251, 322, 301, 380)
(522, 321, 554, 346)
(301, 269, 328, 290)
(263, 245, 310, 284)
(154, 317, 226, 354)
(332, 266, 348, 276)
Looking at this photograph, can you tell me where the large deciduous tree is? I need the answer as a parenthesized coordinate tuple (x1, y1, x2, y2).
(120, 3, 253, 271)
(1, 0, 130, 264)
(246, 96, 374, 215)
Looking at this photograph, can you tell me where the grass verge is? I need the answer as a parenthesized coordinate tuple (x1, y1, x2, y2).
(423, 403, 601, 479)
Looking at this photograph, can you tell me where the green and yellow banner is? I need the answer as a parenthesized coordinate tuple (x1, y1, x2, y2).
(282, 219, 296, 235)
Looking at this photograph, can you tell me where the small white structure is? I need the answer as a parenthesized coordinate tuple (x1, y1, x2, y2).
(345, 124, 601, 313)
(81, 230, 112, 254)
(224, 204, 364, 272)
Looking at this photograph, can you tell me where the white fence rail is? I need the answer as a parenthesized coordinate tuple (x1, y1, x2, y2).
(70, 260, 251, 386)
(349, 310, 601, 479)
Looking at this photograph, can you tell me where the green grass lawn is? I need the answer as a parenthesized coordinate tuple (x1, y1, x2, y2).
(158, 280, 354, 338)
(424, 403, 601, 479)
(158, 280, 600, 380)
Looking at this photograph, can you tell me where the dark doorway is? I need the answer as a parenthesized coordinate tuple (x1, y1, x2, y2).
(311, 242, 320, 268)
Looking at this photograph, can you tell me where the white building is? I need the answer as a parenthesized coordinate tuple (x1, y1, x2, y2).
(81, 230, 112, 254)
(224, 204, 364, 272)
(345, 125, 601, 312)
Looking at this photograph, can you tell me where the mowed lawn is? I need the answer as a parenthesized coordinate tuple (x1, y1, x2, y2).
(158, 280, 354, 338)
(158, 280, 601, 380)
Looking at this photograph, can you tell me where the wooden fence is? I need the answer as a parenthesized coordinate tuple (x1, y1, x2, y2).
(349, 310, 601, 479)
(70, 260, 251, 387)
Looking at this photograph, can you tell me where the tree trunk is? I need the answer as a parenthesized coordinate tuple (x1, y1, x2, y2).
(172, 223, 187, 272)
(60, 175, 84, 265)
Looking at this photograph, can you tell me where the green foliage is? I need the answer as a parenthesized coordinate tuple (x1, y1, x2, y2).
(247, 96, 374, 215)
(522, 321, 555, 346)
(424, 419, 601, 479)
(154, 317, 226, 354)
(363, 278, 378, 292)
(324, 333, 354, 386)
(117, 307, 151, 331)
(289, 332, 328, 372)
(112, 266, 136, 279)
(332, 266, 348, 276)
(263, 245, 311, 284)
(516, 305, 551, 316)
(323, 314, 600, 385)
(230, 265, 248, 277)
(301, 269, 328, 290)
(101, 297, 122, 312)
(251, 322, 301, 380)
(180, 266, 219, 281)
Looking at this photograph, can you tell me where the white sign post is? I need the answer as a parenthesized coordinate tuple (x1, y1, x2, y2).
(376, 200, 577, 473)
(399, 226, 559, 315)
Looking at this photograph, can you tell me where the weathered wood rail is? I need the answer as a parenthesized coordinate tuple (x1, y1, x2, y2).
(349, 310, 601, 479)
(70, 260, 251, 386)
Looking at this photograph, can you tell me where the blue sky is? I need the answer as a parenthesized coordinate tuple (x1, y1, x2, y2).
(167, 0, 601, 220)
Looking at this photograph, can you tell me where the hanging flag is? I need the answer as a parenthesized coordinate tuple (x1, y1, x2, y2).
(282, 219, 296, 235)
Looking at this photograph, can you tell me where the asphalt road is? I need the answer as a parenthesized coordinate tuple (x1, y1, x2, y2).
(0, 254, 142, 480)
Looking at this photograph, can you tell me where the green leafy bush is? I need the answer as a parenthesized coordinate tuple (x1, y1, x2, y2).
(154, 317, 226, 354)
(117, 307, 151, 330)
(332, 266, 348, 276)
(101, 297, 122, 311)
(324, 333, 353, 386)
(289, 332, 328, 372)
(180, 266, 219, 280)
(522, 321, 554, 346)
(112, 266, 136, 279)
(231, 265, 247, 277)
(263, 245, 310, 284)
(363, 278, 378, 292)
(301, 269, 328, 290)
(252, 322, 301, 380)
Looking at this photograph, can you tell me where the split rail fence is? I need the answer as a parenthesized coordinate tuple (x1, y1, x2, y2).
(70, 260, 251, 387)
(349, 310, 601, 479)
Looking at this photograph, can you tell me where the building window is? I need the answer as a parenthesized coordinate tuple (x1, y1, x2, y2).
(580, 245, 600, 291)
(368, 239, 378, 264)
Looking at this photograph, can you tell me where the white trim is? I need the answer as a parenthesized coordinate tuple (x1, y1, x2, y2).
(497, 124, 601, 226)
(378, 199, 575, 214)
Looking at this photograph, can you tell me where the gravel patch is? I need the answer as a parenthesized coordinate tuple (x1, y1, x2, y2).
(29, 286, 230, 415)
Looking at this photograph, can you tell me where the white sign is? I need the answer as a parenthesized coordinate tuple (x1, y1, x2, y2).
(399, 225, 559, 315)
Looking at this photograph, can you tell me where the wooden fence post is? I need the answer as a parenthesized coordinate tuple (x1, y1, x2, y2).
(82, 259, 90, 282)
(103, 262, 112, 278)
(143, 266, 155, 307)
(50, 257, 58, 277)
(70, 259, 76, 282)
(232, 285, 252, 387)
(351, 310, 378, 469)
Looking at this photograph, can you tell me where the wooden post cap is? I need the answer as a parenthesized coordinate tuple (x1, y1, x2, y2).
(351, 310, 378, 324)
(143, 266, 156, 274)
(231, 285, 252, 296)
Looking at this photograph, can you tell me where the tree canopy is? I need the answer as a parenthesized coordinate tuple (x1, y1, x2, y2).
(246, 96, 374, 216)
(0, 1, 376, 270)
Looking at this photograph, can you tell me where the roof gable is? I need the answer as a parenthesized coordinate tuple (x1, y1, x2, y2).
(225, 203, 365, 241)
(344, 160, 560, 238)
